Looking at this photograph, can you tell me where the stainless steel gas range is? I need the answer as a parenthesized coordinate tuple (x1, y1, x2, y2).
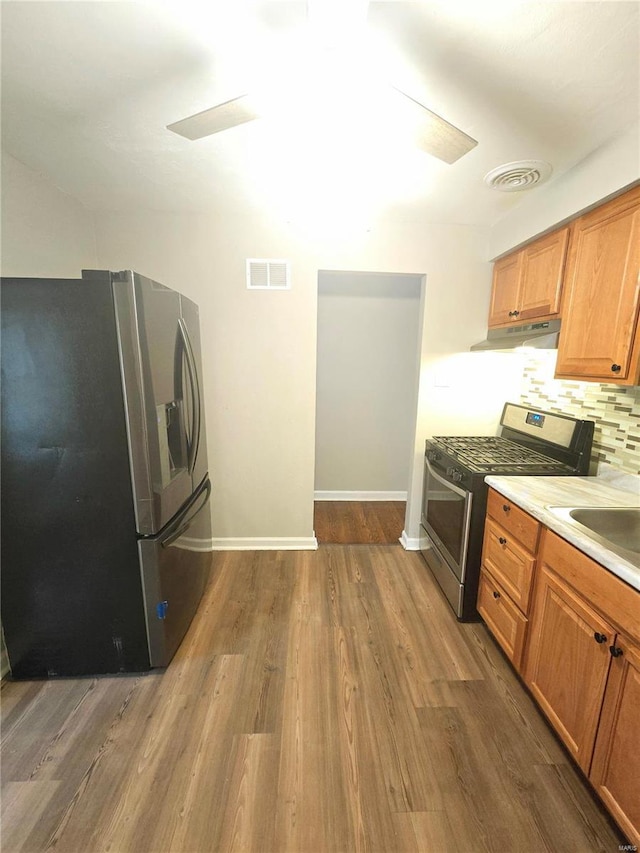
(419, 403, 595, 621)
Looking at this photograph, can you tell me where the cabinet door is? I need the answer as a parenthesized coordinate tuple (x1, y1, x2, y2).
(590, 638, 640, 848)
(488, 252, 522, 327)
(519, 227, 569, 321)
(555, 187, 640, 384)
(524, 564, 614, 773)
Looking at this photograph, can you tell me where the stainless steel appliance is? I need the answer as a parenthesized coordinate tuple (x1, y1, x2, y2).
(1, 270, 212, 678)
(420, 403, 594, 621)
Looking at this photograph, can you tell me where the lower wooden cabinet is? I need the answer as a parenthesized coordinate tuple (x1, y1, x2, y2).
(478, 489, 540, 673)
(478, 496, 640, 845)
(477, 570, 527, 669)
(524, 563, 614, 773)
(590, 638, 640, 848)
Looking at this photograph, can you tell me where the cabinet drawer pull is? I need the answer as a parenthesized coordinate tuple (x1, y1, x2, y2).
(609, 645, 624, 658)
(498, 537, 507, 545)
(610, 363, 622, 373)
(492, 590, 501, 599)
(502, 504, 511, 513)
(593, 632, 607, 644)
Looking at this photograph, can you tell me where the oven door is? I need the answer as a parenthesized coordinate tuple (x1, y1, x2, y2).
(421, 458, 473, 584)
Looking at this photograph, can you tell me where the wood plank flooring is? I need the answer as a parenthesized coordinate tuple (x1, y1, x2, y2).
(314, 502, 406, 544)
(1, 546, 623, 853)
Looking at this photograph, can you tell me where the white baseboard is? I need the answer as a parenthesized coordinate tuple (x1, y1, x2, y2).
(209, 536, 319, 551)
(314, 490, 408, 501)
(400, 530, 423, 550)
(177, 536, 217, 552)
(400, 530, 431, 551)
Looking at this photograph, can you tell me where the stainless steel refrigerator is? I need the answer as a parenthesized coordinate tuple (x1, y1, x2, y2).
(1, 270, 212, 678)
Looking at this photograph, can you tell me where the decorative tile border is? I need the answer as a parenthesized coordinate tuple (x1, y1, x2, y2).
(519, 351, 640, 475)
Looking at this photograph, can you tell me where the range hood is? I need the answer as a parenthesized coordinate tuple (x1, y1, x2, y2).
(471, 319, 561, 351)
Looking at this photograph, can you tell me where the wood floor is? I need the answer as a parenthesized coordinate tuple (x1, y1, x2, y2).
(314, 501, 406, 544)
(1, 546, 622, 853)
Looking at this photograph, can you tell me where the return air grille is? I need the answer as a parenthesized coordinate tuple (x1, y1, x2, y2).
(246, 259, 291, 290)
(483, 160, 553, 192)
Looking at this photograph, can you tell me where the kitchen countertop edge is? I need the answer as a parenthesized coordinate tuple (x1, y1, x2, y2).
(484, 475, 640, 592)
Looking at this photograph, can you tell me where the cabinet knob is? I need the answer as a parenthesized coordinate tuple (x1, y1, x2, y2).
(593, 632, 607, 644)
(502, 504, 511, 513)
(609, 645, 624, 658)
(611, 364, 622, 373)
(493, 590, 501, 599)
(498, 537, 507, 545)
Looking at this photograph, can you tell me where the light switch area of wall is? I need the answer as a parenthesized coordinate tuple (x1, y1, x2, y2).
(433, 373, 451, 388)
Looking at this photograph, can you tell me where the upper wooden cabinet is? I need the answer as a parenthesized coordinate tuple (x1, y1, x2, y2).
(488, 227, 569, 328)
(555, 185, 640, 385)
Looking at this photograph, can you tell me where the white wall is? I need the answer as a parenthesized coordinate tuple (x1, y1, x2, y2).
(93, 206, 500, 544)
(0, 152, 559, 547)
(1, 151, 97, 276)
(315, 271, 421, 495)
(489, 122, 640, 258)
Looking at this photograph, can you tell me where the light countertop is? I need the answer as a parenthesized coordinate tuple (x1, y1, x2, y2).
(484, 474, 640, 592)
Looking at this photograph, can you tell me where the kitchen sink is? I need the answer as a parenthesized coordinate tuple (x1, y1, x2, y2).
(547, 506, 640, 566)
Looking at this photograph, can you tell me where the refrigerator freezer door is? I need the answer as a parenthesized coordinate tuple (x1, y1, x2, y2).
(138, 477, 212, 667)
(111, 271, 194, 534)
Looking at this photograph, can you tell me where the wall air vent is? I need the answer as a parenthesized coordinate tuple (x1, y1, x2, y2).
(246, 259, 291, 290)
(484, 160, 553, 192)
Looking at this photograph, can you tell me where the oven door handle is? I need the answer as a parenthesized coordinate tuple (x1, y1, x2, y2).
(425, 458, 468, 498)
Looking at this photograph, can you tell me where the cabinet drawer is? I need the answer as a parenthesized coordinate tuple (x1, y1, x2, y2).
(478, 569, 528, 670)
(487, 489, 540, 552)
(482, 517, 536, 614)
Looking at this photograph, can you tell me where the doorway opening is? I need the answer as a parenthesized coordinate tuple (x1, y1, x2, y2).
(314, 269, 422, 545)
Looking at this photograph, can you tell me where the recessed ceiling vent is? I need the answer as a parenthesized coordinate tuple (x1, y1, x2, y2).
(484, 160, 553, 192)
(246, 259, 291, 290)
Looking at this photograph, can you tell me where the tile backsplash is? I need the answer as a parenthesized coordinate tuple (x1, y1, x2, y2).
(519, 351, 640, 475)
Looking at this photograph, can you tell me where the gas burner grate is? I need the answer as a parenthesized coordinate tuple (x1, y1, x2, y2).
(432, 435, 567, 471)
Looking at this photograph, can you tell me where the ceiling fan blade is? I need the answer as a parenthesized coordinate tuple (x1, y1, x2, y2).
(167, 94, 260, 141)
(391, 87, 477, 164)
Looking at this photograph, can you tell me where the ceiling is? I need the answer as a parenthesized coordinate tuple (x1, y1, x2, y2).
(1, 1, 639, 227)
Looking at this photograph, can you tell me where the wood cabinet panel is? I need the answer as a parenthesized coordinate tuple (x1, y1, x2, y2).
(556, 186, 640, 384)
(590, 638, 640, 847)
(540, 530, 640, 645)
(487, 489, 541, 552)
(524, 563, 614, 773)
(482, 517, 536, 613)
(488, 227, 568, 328)
(488, 253, 522, 327)
(519, 227, 569, 321)
(477, 570, 528, 669)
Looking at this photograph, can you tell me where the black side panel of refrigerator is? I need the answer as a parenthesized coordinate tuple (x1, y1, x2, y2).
(1, 278, 151, 677)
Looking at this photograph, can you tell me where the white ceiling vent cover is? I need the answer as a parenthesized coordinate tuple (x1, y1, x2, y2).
(484, 160, 553, 192)
(246, 259, 291, 290)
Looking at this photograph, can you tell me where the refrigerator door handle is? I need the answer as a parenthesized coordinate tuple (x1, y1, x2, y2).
(160, 476, 211, 548)
(178, 318, 201, 475)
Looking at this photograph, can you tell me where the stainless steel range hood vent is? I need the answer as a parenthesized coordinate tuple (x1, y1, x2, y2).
(470, 319, 561, 352)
